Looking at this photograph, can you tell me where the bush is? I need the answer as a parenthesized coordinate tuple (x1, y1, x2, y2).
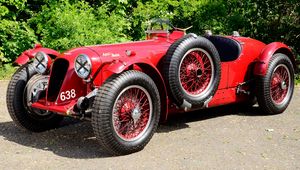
(0, 63, 17, 79)
(0, 0, 299, 80)
(29, 1, 131, 52)
(0, 20, 37, 63)
(296, 74, 300, 85)
(0, 1, 37, 64)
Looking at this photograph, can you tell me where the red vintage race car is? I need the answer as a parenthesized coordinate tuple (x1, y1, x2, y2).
(6, 19, 296, 155)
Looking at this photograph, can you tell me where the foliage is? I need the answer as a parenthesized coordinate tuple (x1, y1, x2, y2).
(29, 1, 131, 51)
(0, 63, 17, 79)
(0, 20, 37, 63)
(296, 73, 300, 85)
(0, 0, 37, 63)
(233, 0, 300, 57)
(131, 0, 299, 57)
(0, 0, 299, 79)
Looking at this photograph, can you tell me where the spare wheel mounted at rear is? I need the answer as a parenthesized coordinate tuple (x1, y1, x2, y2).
(164, 35, 221, 108)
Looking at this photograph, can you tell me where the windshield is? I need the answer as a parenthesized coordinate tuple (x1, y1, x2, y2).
(146, 18, 175, 34)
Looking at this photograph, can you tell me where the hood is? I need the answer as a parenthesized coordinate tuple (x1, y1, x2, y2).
(57, 37, 174, 68)
(85, 38, 173, 61)
(58, 30, 185, 64)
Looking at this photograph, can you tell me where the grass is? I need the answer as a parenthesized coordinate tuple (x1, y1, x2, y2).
(296, 74, 300, 86)
(0, 64, 17, 80)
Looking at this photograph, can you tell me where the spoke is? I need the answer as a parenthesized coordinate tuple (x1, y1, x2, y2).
(283, 70, 288, 81)
(118, 121, 133, 133)
(180, 49, 213, 95)
(113, 87, 152, 140)
(270, 65, 291, 104)
(181, 77, 195, 84)
(141, 108, 150, 115)
(188, 80, 197, 92)
(136, 92, 146, 107)
(140, 99, 149, 109)
(117, 118, 131, 123)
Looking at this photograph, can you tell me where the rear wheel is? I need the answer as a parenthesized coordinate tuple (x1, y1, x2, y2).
(256, 53, 294, 114)
(92, 70, 160, 155)
(6, 64, 63, 132)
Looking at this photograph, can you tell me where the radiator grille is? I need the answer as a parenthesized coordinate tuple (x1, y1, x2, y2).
(47, 58, 69, 101)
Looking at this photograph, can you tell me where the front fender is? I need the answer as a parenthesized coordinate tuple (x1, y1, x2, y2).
(14, 45, 60, 66)
(94, 57, 158, 85)
(106, 58, 154, 74)
(95, 57, 169, 121)
(254, 42, 296, 76)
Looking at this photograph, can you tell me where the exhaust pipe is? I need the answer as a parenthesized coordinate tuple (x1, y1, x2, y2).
(77, 89, 98, 110)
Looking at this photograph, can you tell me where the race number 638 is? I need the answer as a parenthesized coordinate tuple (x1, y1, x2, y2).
(60, 89, 76, 101)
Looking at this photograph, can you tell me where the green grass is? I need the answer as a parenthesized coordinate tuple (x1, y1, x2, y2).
(0, 64, 17, 80)
(296, 74, 300, 85)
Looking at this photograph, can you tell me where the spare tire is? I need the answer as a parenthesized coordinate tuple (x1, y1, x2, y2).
(164, 35, 221, 107)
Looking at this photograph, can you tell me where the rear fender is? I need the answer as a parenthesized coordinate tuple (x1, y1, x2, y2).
(14, 44, 60, 66)
(254, 42, 296, 76)
(98, 59, 169, 122)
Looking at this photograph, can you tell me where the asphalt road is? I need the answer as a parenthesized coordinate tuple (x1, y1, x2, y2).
(0, 80, 299, 170)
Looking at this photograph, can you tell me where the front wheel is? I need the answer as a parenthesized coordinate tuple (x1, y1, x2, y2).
(6, 64, 63, 132)
(256, 53, 294, 114)
(92, 70, 161, 155)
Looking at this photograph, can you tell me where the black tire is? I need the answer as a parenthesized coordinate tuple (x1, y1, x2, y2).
(164, 35, 221, 106)
(244, 96, 257, 107)
(237, 97, 257, 111)
(92, 70, 160, 155)
(6, 64, 63, 132)
(256, 53, 294, 114)
(163, 33, 198, 81)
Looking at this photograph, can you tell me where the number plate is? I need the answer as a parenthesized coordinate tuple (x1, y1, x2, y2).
(60, 89, 76, 101)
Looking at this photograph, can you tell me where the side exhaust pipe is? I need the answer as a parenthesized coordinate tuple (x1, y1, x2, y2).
(77, 89, 98, 110)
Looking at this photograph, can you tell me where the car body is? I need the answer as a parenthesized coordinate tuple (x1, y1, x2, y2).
(7, 19, 296, 155)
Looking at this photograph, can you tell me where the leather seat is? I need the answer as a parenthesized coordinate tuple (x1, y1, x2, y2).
(206, 36, 241, 62)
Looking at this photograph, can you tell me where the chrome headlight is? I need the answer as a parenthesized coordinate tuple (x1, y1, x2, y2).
(75, 54, 92, 79)
(33, 51, 48, 74)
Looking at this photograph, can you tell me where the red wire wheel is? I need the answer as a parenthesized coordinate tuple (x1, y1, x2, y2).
(179, 48, 214, 97)
(164, 36, 221, 106)
(256, 53, 294, 114)
(270, 64, 291, 105)
(92, 71, 160, 155)
(112, 85, 152, 141)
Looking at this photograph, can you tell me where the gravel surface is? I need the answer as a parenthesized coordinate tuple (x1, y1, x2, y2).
(0, 80, 299, 170)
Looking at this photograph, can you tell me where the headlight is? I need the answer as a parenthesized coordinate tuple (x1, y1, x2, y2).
(75, 54, 92, 79)
(33, 51, 48, 74)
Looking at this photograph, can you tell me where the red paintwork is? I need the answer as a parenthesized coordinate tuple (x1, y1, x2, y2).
(225, 37, 265, 88)
(254, 42, 295, 76)
(46, 48, 99, 105)
(14, 44, 60, 65)
(31, 99, 77, 114)
(23, 30, 295, 121)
